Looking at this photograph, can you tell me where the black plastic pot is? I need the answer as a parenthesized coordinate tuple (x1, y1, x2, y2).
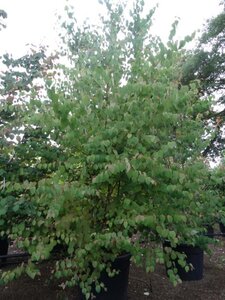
(163, 241, 204, 281)
(219, 222, 225, 234)
(204, 225, 214, 238)
(0, 237, 9, 266)
(79, 253, 131, 300)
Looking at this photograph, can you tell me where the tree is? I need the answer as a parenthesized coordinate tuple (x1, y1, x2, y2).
(0, 46, 62, 239)
(0, 1, 222, 298)
(182, 4, 225, 159)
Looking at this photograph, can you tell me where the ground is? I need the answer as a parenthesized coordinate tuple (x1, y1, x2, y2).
(0, 238, 225, 300)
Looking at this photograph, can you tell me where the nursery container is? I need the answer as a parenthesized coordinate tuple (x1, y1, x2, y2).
(80, 253, 131, 300)
(163, 241, 204, 281)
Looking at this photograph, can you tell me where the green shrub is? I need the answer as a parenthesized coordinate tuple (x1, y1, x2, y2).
(1, 1, 221, 298)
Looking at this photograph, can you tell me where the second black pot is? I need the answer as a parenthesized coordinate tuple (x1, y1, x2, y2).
(163, 241, 204, 281)
(79, 253, 131, 300)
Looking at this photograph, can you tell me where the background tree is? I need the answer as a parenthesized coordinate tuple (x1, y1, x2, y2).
(0, 9, 7, 31)
(0, 44, 62, 236)
(182, 2, 225, 159)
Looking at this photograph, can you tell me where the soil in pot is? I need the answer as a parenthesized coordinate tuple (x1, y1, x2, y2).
(163, 241, 204, 281)
(79, 253, 131, 300)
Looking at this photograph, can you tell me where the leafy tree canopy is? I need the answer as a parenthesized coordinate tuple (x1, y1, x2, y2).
(182, 3, 225, 158)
